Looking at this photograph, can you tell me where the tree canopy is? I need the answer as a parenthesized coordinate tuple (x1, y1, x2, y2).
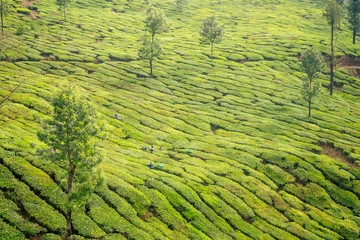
(56, 0, 71, 21)
(37, 87, 103, 237)
(144, 5, 169, 39)
(0, 0, 13, 34)
(140, 5, 169, 78)
(347, 0, 360, 44)
(199, 16, 224, 61)
(301, 47, 324, 117)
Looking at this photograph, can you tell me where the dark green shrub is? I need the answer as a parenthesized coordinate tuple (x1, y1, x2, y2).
(0, 195, 45, 237)
(0, 219, 26, 240)
(17, 8, 31, 15)
(88, 194, 153, 239)
(72, 209, 106, 238)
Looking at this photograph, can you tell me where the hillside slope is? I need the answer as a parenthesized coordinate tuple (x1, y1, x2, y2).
(1, 0, 360, 239)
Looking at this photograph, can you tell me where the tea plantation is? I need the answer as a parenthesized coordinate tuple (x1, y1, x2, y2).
(1, 0, 360, 239)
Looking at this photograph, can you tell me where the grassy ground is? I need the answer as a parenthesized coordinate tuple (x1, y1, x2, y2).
(1, 0, 360, 239)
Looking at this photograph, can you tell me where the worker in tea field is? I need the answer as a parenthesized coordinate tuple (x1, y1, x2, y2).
(115, 114, 123, 121)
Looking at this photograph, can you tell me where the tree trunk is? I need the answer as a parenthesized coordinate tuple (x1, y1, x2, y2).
(211, 42, 214, 61)
(353, 28, 356, 44)
(150, 34, 154, 78)
(66, 163, 75, 237)
(64, 3, 66, 21)
(1, 0, 4, 35)
(309, 78, 312, 117)
(150, 60, 153, 78)
(330, 23, 334, 96)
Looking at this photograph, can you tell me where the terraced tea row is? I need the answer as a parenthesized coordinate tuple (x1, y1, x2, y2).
(1, 0, 360, 239)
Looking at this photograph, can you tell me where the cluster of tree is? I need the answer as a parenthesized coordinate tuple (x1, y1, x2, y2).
(138, 4, 224, 77)
(300, 0, 359, 117)
(323, 0, 360, 95)
(0, 2, 357, 240)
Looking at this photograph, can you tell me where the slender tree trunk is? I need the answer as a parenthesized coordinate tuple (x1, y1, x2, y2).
(1, 0, 4, 35)
(150, 60, 153, 78)
(64, 3, 66, 21)
(330, 23, 334, 95)
(150, 34, 154, 78)
(66, 162, 75, 237)
(353, 28, 356, 44)
(309, 78, 312, 117)
(211, 42, 214, 61)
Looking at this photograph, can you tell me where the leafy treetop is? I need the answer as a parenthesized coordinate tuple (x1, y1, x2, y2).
(145, 5, 169, 38)
(323, 0, 342, 26)
(301, 47, 324, 81)
(199, 16, 224, 45)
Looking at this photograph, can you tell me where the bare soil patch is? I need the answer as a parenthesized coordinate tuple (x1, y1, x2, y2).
(21, 0, 38, 8)
(318, 142, 360, 170)
(21, 0, 39, 20)
(338, 55, 360, 79)
(141, 208, 156, 220)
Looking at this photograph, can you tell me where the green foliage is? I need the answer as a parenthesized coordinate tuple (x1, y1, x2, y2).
(0, 218, 26, 240)
(300, 47, 324, 117)
(0, 191, 45, 237)
(347, 0, 360, 44)
(199, 16, 224, 60)
(301, 47, 324, 81)
(175, 0, 188, 11)
(16, 8, 31, 15)
(40, 234, 62, 240)
(324, 0, 342, 28)
(0, 0, 360, 239)
(72, 209, 106, 238)
(144, 5, 169, 37)
(37, 87, 103, 236)
(87, 194, 153, 239)
(138, 34, 162, 63)
(55, 0, 71, 20)
(0, 164, 66, 234)
(140, 4, 169, 77)
(0, 0, 13, 34)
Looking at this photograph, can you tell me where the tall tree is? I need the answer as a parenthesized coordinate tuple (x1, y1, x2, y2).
(145, 5, 169, 42)
(336, 0, 344, 29)
(301, 47, 324, 117)
(37, 87, 102, 238)
(139, 34, 162, 78)
(140, 5, 169, 78)
(323, 0, 342, 95)
(347, 0, 360, 44)
(0, 0, 12, 35)
(199, 16, 224, 61)
(56, 0, 71, 21)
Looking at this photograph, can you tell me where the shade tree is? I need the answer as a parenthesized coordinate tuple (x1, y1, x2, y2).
(37, 87, 103, 238)
(56, 0, 71, 21)
(347, 0, 360, 44)
(139, 5, 169, 78)
(0, 0, 13, 35)
(301, 47, 324, 117)
(138, 34, 162, 78)
(199, 16, 224, 61)
(323, 0, 342, 95)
